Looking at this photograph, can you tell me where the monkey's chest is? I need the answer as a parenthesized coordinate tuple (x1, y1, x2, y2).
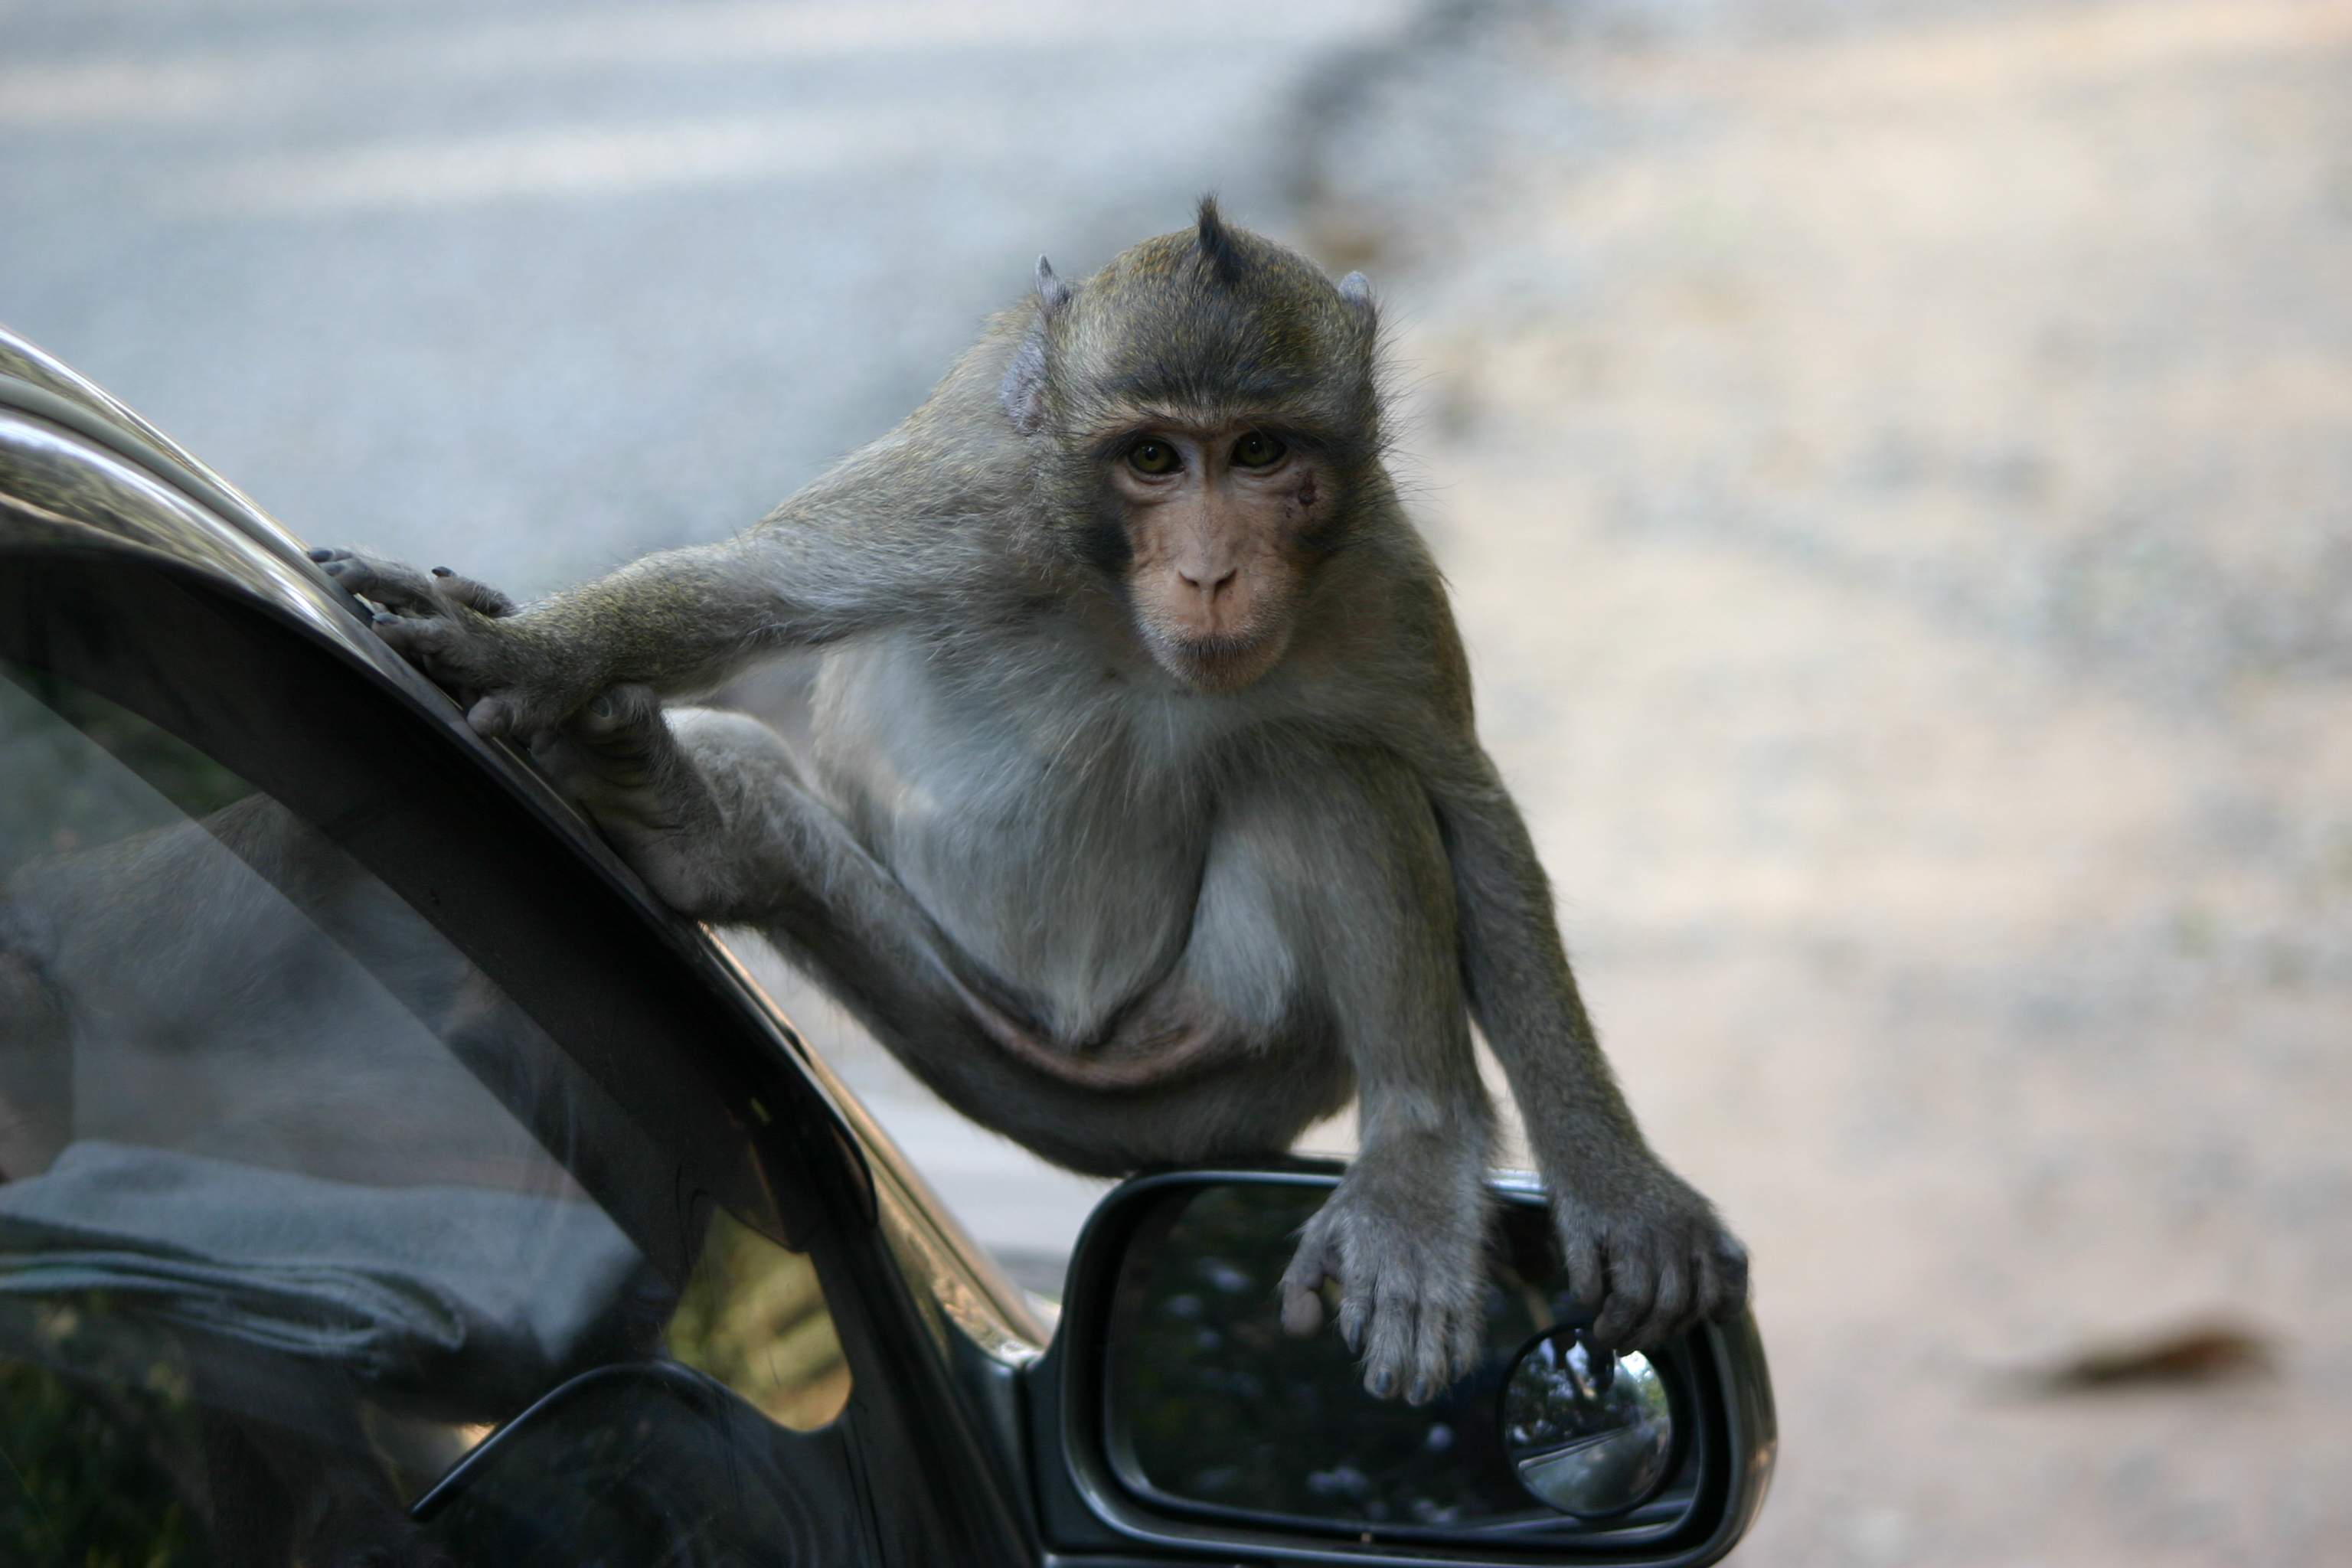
(809, 645, 1224, 1041)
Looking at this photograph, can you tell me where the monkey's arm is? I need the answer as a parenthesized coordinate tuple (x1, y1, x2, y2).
(1250, 758, 1499, 1404)
(1429, 753, 1750, 1352)
(315, 449, 1009, 737)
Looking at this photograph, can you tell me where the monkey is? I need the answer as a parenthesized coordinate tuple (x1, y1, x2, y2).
(315, 199, 1749, 1405)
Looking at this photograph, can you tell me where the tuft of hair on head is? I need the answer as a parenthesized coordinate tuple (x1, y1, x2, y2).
(1194, 194, 1246, 286)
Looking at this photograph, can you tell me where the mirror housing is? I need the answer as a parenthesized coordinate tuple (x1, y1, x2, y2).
(1024, 1165, 1775, 1566)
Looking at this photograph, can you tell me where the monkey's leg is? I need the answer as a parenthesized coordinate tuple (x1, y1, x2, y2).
(528, 693, 1334, 1176)
(1430, 752, 1749, 1353)
(1191, 756, 1498, 1406)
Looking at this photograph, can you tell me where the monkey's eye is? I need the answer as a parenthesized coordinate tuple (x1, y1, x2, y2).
(1128, 439, 1180, 476)
(1230, 431, 1287, 469)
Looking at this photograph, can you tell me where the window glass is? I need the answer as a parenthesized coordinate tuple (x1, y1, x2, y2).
(0, 661, 848, 1567)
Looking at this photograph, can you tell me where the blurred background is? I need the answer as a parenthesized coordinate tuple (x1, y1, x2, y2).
(5, 0, 2349, 1561)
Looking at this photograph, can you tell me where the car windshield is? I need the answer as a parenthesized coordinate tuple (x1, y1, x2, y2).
(0, 655, 849, 1564)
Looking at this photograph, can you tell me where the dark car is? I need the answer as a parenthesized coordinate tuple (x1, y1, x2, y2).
(0, 324, 1775, 1566)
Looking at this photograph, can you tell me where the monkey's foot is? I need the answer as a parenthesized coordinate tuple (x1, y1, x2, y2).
(524, 688, 780, 925)
(1551, 1162, 1750, 1354)
(309, 547, 574, 737)
(1278, 1164, 1488, 1405)
(524, 684, 680, 828)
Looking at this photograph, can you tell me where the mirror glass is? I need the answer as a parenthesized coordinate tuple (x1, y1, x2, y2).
(1101, 1181, 1697, 1542)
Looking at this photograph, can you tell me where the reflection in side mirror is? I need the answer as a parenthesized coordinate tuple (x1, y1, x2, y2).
(1091, 1176, 1738, 1550)
(1502, 1331, 1673, 1517)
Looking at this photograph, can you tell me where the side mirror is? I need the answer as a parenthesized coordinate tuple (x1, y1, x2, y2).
(1025, 1167, 1775, 1566)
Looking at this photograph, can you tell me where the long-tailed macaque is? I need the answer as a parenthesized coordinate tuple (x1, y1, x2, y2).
(318, 201, 1748, 1403)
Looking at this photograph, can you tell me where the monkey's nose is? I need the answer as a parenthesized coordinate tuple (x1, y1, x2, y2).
(1176, 564, 1239, 603)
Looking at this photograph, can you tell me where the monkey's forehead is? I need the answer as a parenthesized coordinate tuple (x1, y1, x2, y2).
(1081, 228, 1358, 334)
(1058, 286, 1366, 413)
(1059, 370, 1364, 442)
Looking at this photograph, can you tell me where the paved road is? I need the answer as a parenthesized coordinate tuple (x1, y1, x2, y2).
(0, 0, 1418, 1279)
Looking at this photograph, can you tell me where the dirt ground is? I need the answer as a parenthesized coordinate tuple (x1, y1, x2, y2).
(1299, 2, 2351, 1562)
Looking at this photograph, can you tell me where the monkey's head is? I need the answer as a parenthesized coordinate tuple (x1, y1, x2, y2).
(1003, 199, 1383, 694)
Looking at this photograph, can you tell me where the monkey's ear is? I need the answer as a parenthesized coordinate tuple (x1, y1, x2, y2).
(1338, 270, 1376, 321)
(1034, 254, 1072, 313)
(1001, 254, 1068, 435)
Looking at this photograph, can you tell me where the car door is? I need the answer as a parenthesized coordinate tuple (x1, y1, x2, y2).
(0, 359, 931, 1565)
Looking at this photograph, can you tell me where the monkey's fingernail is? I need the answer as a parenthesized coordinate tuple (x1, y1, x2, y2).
(372, 612, 396, 625)
(1367, 1368, 1395, 1399)
(307, 547, 335, 561)
(1406, 1376, 1432, 1405)
(432, 565, 454, 577)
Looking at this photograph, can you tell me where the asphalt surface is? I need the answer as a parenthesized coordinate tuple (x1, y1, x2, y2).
(0, 0, 1411, 590)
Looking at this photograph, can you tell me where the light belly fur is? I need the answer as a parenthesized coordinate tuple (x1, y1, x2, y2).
(804, 635, 1227, 1044)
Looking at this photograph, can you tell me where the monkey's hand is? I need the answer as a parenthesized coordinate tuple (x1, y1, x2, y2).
(1551, 1156, 1749, 1356)
(309, 549, 584, 737)
(1278, 1154, 1489, 1405)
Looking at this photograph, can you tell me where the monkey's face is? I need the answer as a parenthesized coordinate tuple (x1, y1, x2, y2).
(1102, 420, 1331, 693)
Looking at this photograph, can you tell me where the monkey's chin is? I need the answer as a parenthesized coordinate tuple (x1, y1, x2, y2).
(1155, 629, 1289, 694)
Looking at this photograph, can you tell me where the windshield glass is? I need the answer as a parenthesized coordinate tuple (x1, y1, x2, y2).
(0, 658, 848, 1565)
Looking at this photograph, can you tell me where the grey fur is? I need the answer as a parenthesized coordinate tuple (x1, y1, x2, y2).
(323, 211, 1748, 1400)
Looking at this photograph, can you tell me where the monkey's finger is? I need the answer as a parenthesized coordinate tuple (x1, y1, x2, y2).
(431, 569, 518, 619)
(1359, 1285, 1414, 1400)
(370, 609, 462, 668)
(1579, 1326, 1619, 1394)
(319, 552, 446, 614)
(1277, 1233, 1337, 1340)
(1405, 1294, 1476, 1406)
(1559, 1220, 1607, 1318)
(1403, 1317, 1444, 1405)
(1334, 1276, 1374, 1360)
(1701, 1232, 1751, 1321)
(1449, 1295, 1486, 1387)
(1590, 1235, 1658, 1353)
(1628, 1250, 1691, 1354)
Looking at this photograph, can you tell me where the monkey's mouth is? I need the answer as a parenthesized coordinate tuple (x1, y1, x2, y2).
(1158, 627, 1288, 694)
